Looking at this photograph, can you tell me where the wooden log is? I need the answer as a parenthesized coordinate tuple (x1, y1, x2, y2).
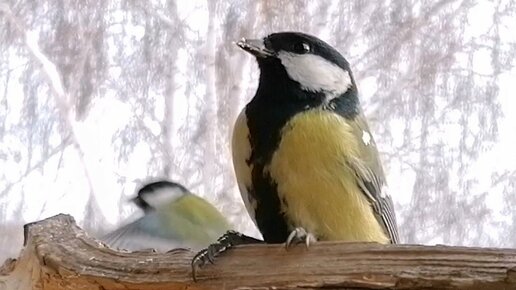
(1, 214, 516, 290)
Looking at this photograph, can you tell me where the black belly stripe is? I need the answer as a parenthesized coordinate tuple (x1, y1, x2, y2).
(245, 100, 298, 243)
(245, 91, 328, 243)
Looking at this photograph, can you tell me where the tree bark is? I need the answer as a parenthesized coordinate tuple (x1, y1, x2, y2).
(1, 214, 516, 290)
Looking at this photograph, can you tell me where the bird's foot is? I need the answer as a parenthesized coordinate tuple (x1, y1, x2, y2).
(191, 230, 262, 282)
(285, 227, 317, 249)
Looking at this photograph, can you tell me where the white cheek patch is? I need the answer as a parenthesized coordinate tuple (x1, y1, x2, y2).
(277, 52, 352, 95)
(141, 187, 185, 209)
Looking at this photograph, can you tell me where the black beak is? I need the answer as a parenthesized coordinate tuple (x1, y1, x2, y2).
(236, 38, 275, 58)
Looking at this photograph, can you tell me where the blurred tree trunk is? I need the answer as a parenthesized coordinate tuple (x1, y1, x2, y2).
(162, 0, 180, 178)
(202, 0, 219, 192)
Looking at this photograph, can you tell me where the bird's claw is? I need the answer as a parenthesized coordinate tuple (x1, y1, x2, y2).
(191, 230, 262, 282)
(191, 243, 224, 281)
(285, 227, 317, 249)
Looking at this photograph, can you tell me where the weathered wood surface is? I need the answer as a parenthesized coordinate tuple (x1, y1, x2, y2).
(1, 214, 516, 290)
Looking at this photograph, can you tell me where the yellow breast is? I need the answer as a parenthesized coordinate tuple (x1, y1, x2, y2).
(266, 109, 389, 243)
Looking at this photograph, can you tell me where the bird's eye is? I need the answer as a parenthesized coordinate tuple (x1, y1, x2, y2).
(292, 42, 310, 54)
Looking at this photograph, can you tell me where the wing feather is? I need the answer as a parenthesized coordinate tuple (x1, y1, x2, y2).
(346, 113, 400, 243)
(101, 214, 185, 252)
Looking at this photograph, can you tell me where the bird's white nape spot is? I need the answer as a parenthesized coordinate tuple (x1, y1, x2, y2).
(277, 52, 352, 96)
(362, 131, 372, 146)
(141, 186, 186, 209)
(380, 184, 389, 198)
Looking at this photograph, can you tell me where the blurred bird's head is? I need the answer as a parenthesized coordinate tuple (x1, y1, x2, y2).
(104, 180, 231, 252)
(132, 181, 189, 212)
(237, 32, 357, 101)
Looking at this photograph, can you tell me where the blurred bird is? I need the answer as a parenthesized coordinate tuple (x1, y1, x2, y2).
(232, 32, 399, 246)
(102, 180, 231, 252)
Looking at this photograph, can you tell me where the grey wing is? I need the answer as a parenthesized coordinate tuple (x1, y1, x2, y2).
(101, 214, 185, 252)
(349, 155, 400, 244)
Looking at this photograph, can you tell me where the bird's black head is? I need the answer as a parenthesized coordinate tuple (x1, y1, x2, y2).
(132, 180, 189, 212)
(237, 32, 357, 99)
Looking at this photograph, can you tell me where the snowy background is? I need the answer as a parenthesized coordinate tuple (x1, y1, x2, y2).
(1, 0, 515, 262)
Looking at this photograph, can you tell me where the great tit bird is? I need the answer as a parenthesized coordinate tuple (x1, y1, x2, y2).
(191, 32, 400, 281)
(102, 180, 231, 252)
(232, 32, 399, 246)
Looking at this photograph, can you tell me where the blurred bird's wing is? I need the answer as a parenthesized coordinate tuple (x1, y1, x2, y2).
(101, 213, 186, 252)
(347, 112, 400, 244)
